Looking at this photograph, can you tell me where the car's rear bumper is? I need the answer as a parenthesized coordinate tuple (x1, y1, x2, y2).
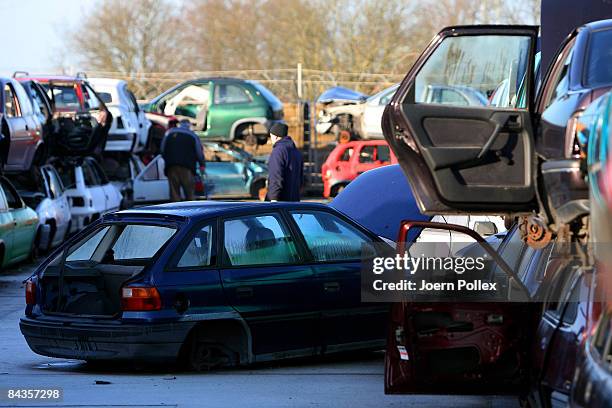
(20, 316, 195, 362)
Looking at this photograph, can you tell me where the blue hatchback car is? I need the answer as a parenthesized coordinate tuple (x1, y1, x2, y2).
(20, 200, 400, 369)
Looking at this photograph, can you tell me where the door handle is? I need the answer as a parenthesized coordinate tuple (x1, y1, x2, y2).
(236, 286, 253, 298)
(324, 282, 340, 293)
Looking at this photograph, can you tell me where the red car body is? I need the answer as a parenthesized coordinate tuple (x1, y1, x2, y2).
(321, 140, 397, 198)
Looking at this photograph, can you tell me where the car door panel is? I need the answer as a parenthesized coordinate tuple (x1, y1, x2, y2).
(133, 157, 169, 203)
(385, 222, 536, 394)
(219, 212, 318, 357)
(383, 26, 539, 214)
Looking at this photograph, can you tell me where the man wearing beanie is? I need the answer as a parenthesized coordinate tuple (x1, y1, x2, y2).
(265, 122, 303, 201)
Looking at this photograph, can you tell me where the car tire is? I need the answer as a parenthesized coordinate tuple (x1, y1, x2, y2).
(330, 183, 347, 197)
(187, 341, 235, 371)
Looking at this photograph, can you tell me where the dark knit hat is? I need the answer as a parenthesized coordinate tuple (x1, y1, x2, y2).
(269, 122, 288, 138)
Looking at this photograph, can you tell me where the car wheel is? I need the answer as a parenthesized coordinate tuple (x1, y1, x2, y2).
(188, 342, 234, 371)
(331, 184, 346, 197)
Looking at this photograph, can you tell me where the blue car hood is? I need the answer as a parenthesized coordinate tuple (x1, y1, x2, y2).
(317, 86, 368, 104)
(329, 165, 430, 241)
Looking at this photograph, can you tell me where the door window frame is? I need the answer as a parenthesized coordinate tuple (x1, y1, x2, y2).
(3, 82, 22, 118)
(166, 219, 219, 271)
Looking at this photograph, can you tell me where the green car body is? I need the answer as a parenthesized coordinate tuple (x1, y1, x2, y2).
(145, 78, 284, 146)
(0, 177, 38, 268)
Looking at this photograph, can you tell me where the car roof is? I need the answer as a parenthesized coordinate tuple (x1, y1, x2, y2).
(19, 75, 86, 83)
(112, 201, 331, 222)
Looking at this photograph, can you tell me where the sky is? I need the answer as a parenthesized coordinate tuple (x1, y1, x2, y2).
(0, 0, 96, 76)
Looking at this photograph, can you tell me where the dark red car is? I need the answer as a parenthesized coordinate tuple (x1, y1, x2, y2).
(15, 73, 112, 157)
(321, 140, 397, 198)
(380, 20, 612, 406)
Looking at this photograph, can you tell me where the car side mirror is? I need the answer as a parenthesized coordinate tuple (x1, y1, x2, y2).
(474, 221, 497, 237)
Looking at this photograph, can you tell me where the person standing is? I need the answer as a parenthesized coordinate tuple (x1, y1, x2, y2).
(265, 123, 303, 202)
(160, 120, 206, 202)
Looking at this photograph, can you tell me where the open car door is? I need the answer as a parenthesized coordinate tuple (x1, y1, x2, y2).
(383, 26, 540, 214)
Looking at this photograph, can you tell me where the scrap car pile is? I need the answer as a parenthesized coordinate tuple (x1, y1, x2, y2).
(0, 73, 276, 266)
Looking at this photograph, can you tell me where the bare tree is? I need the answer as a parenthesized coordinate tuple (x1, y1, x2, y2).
(68, 0, 185, 95)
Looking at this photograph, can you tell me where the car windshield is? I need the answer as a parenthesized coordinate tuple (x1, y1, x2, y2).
(586, 28, 612, 87)
(66, 223, 176, 265)
(247, 80, 282, 108)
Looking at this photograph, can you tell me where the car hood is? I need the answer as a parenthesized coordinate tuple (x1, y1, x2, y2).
(317, 86, 368, 104)
(330, 164, 430, 241)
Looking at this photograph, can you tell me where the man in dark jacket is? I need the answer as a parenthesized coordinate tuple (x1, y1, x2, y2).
(265, 122, 303, 201)
(160, 120, 206, 201)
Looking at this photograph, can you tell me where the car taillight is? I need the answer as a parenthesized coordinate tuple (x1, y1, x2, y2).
(25, 280, 36, 305)
(121, 286, 161, 311)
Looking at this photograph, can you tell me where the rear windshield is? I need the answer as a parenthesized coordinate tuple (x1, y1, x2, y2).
(41, 83, 81, 110)
(586, 29, 612, 87)
(67, 224, 176, 265)
(248, 81, 282, 108)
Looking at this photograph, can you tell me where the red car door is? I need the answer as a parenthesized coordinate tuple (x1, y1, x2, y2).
(385, 221, 538, 394)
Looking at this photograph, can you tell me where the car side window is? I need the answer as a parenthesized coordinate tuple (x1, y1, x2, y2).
(339, 147, 353, 162)
(542, 39, 575, 110)
(414, 34, 531, 108)
(30, 84, 50, 119)
(214, 84, 251, 105)
(12, 82, 33, 116)
(377, 145, 391, 163)
(3, 83, 20, 117)
(359, 146, 376, 163)
(291, 211, 373, 262)
(142, 160, 160, 181)
(223, 214, 299, 266)
(176, 224, 215, 268)
(1, 180, 22, 209)
(82, 163, 101, 186)
(90, 160, 109, 184)
(82, 84, 101, 111)
(46, 168, 64, 198)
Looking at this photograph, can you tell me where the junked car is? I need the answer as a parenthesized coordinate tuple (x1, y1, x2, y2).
(132, 142, 268, 203)
(570, 89, 612, 408)
(378, 21, 612, 404)
(316, 83, 486, 143)
(17, 74, 112, 157)
(8, 165, 72, 252)
(88, 78, 151, 153)
(101, 151, 145, 209)
(20, 201, 402, 368)
(51, 157, 123, 233)
(0, 176, 39, 268)
(321, 140, 397, 198)
(144, 78, 284, 146)
(1, 77, 45, 172)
